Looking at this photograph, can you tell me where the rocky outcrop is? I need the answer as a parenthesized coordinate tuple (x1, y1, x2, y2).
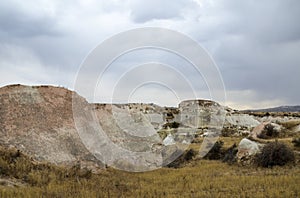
(178, 99, 226, 129)
(0, 85, 259, 168)
(0, 85, 102, 170)
(222, 113, 260, 136)
(225, 114, 259, 128)
(2, 84, 296, 169)
(237, 122, 284, 165)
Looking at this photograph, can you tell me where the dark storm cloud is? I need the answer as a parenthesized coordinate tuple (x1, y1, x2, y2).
(0, 1, 59, 38)
(0, 0, 299, 108)
(194, 0, 300, 107)
(0, 0, 93, 80)
(225, 0, 300, 43)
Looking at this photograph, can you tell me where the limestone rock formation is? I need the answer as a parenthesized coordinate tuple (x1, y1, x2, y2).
(0, 84, 102, 170)
(3, 84, 296, 169)
(0, 85, 256, 169)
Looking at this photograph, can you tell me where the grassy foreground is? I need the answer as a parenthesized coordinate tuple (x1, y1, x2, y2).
(1, 161, 299, 197)
(0, 142, 299, 198)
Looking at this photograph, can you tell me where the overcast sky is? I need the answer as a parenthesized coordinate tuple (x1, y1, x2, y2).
(0, 0, 299, 109)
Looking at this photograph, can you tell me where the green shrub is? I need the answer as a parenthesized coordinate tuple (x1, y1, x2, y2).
(255, 141, 295, 167)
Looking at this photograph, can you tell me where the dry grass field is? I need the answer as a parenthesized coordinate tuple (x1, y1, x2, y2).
(0, 137, 299, 198)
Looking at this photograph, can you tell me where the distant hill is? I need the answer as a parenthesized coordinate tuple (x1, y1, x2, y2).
(242, 105, 300, 113)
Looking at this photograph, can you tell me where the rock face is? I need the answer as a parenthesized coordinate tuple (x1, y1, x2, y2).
(222, 114, 260, 137)
(225, 114, 259, 128)
(0, 85, 102, 169)
(218, 106, 261, 137)
(178, 99, 226, 129)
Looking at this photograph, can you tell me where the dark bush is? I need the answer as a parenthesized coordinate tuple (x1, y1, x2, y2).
(167, 149, 197, 168)
(265, 112, 270, 116)
(191, 138, 202, 144)
(221, 127, 232, 137)
(166, 112, 174, 118)
(184, 149, 197, 161)
(258, 124, 279, 139)
(292, 138, 300, 147)
(204, 141, 224, 160)
(222, 143, 238, 164)
(255, 141, 295, 167)
(163, 122, 180, 129)
(0, 158, 9, 175)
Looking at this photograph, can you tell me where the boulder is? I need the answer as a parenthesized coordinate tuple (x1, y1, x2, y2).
(237, 138, 263, 165)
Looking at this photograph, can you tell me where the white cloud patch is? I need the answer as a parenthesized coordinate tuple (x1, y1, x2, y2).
(128, 0, 199, 23)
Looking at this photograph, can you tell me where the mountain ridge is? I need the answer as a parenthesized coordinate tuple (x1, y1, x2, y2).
(242, 105, 300, 113)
